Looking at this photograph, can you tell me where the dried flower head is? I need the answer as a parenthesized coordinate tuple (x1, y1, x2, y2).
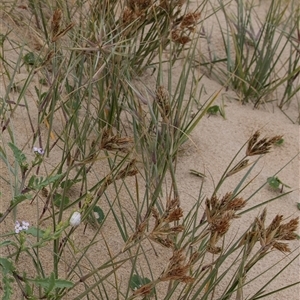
(122, 6, 138, 26)
(171, 29, 191, 44)
(160, 249, 194, 282)
(226, 197, 247, 211)
(226, 159, 249, 177)
(272, 241, 291, 252)
(166, 207, 183, 222)
(51, 9, 62, 38)
(246, 131, 283, 156)
(246, 209, 298, 254)
(180, 12, 201, 30)
(115, 159, 137, 180)
(155, 85, 170, 117)
(207, 245, 222, 254)
(132, 282, 154, 297)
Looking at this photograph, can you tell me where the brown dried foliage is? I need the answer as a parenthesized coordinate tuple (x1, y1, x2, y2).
(155, 85, 170, 117)
(206, 192, 246, 253)
(241, 208, 298, 253)
(180, 12, 201, 30)
(246, 130, 283, 156)
(160, 249, 194, 283)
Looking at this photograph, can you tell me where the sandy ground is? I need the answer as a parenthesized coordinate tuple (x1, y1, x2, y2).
(0, 1, 299, 299)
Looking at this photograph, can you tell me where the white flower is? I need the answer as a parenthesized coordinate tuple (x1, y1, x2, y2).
(15, 220, 30, 233)
(21, 221, 29, 230)
(33, 147, 44, 155)
(70, 211, 81, 227)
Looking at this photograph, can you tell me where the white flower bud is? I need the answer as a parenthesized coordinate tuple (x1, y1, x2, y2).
(70, 211, 81, 227)
(33, 147, 44, 155)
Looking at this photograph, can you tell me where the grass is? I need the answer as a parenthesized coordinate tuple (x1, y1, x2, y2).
(0, 0, 299, 299)
(199, 0, 300, 121)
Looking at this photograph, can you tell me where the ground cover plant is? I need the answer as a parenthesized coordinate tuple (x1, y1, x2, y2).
(0, 0, 299, 299)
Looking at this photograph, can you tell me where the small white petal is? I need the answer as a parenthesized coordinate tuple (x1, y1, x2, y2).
(33, 147, 44, 155)
(70, 211, 81, 227)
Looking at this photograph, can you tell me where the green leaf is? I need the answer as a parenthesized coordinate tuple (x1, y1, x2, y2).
(26, 227, 45, 237)
(60, 179, 81, 190)
(93, 206, 105, 224)
(53, 193, 70, 208)
(46, 272, 56, 295)
(28, 174, 63, 190)
(31, 275, 74, 290)
(0, 34, 6, 46)
(130, 274, 151, 291)
(267, 176, 281, 189)
(275, 138, 284, 145)
(23, 52, 37, 65)
(207, 105, 220, 115)
(0, 240, 18, 248)
(12, 193, 32, 204)
(8, 142, 28, 170)
(297, 203, 300, 210)
(0, 258, 15, 274)
(2, 275, 14, 300)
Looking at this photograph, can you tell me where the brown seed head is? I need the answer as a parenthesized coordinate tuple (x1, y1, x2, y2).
(152, 236, 174, 248)
(246, 131, 283, 156)
(180, 12, 201, 29)
(226, 159, 249, 177)
(272, 241, 291, 253)
(132, 282, 154, 297)
(278, 217, 299, 234)
(207, 245, 222, 254)
(122, 6, 137, 26)
(129, 0, 152, 11)
(267, 214, 283, 234)
(171, 29, 191, 44)
(51, 9, 62, 38)
(210, 217, 231, 236)
(156, 85, 170, 117)
(226, 197, 247, 211)
(161, 249, 194, 282)
(166, 207, 183, 222)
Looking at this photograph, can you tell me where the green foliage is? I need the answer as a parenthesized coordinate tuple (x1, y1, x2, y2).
(0, 258, 15, 300)
(267, 176, 291, 192)
(53, 193, 70, 209)
(93, 206, 105, 224)
(8, 142, 28, 173)
(23, 52, 37, 66)
(200, 0, 300, 119)
(27, 174, 63, 190)
(130, 274, 151, 291)
(207, 105, 220, 115)
(30, 272, 73, 295)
